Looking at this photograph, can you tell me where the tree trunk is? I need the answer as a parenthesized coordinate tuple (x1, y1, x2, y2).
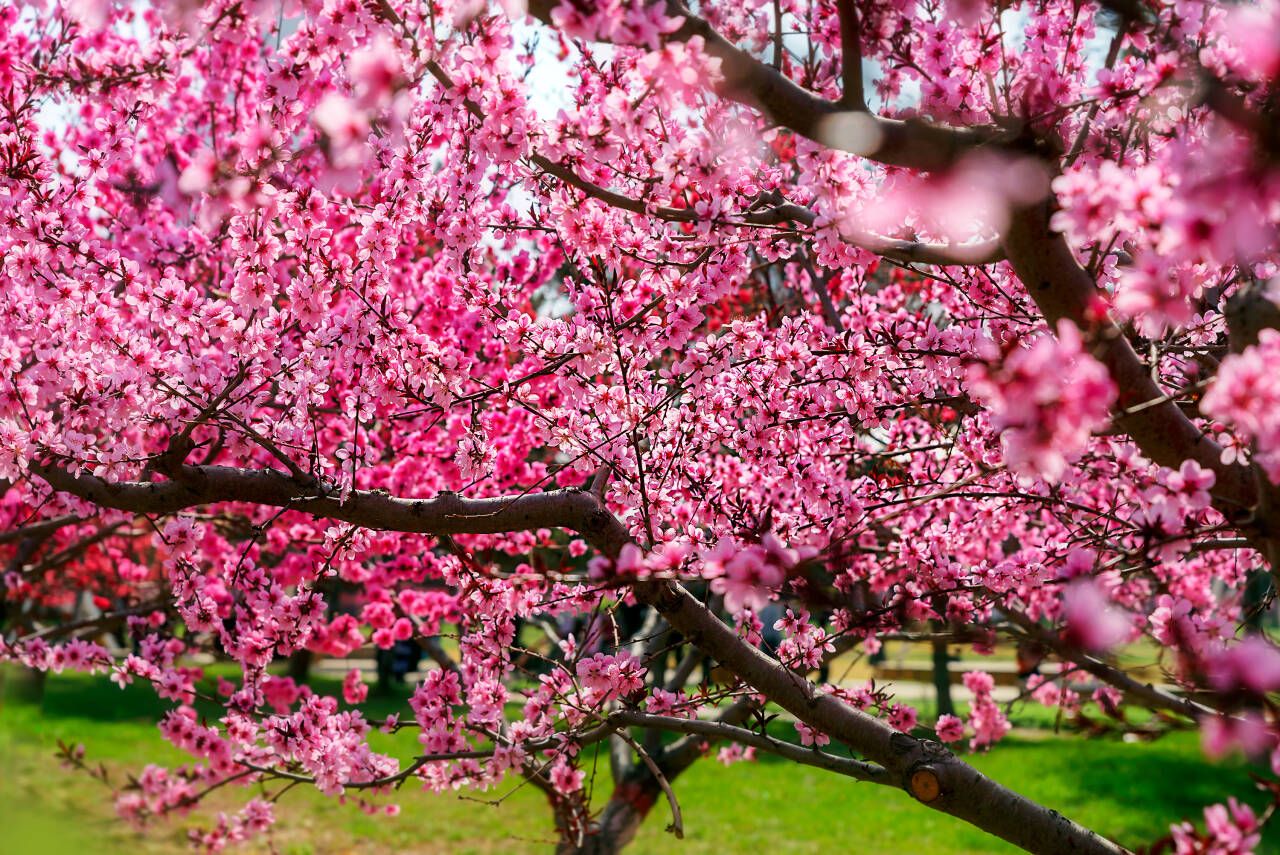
(1242, 568, 1273, 633)
(2, 665, 47, 703)
(931, 633, 955, 717)
(286, 648, 313, 683)
(555, 777, 654, 855)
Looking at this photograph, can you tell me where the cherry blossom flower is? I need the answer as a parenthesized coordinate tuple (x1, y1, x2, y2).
(1061, 581, 1131, 652)
(935, 714, 965, 743)
(967, 321, 1116, 481)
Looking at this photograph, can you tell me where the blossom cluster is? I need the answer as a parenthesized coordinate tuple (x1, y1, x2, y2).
(967, 321, 1116, 481)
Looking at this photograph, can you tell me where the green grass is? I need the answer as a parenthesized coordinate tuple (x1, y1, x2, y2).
(1, 669, 1275, 854)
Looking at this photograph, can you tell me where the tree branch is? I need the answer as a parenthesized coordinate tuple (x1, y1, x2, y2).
(748, 195, 1005, 264)
(29, 454, 1138, 852)
(1001, 607, 1224, 721)
(526, 0, 998, 171)
(611, 709, 891, 784)
(0, 513, 93, 545)
(631, 580, 1129, 855)
(29, 462, 634, 556)
(611, 726, 684, 839)
(1000, 203, 1261, 521)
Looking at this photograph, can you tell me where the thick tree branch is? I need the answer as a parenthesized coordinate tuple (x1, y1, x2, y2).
(33, 455, 1139, 852)
(0, 513, 93, 545)
(526, 0, 998, 172)
(631, 580, 1129, 855)
(29, 462, 634, 555)
(33, 456, 1135, 851)
(1000, 203, 1261, 520)
(748, 196, 1005, 264)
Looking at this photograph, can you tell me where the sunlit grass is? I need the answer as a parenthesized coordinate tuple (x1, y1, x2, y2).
(1, 668, 1274, 854)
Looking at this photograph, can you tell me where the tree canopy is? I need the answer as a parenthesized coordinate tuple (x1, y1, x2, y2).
(4, 0, 1280, 852)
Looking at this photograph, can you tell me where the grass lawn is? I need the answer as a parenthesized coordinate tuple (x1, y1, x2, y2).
(1, 668, 1275, 854)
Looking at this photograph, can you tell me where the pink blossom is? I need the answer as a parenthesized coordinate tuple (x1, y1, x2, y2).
(1061, 581, 1130, 652)
(717, 744, 757, 766)
(342, 669, 369, 705)
(347, 36, 405, 110)
(967, 321, 1116, 481)
(962, 671, 1010, 749)
(935, 714, 965, 743)
(549, 760, 585, 795)
(887, 703, 919, 732)
(795, 721, 830, 747)
(702, 535, 811, 614)
(1206, 636, 1280, 696)
(1202, 329, 1280, 482)
(312, 94, 369, 149)
(1201, 712, 1274, 760)
(1172, 797, 1261, 855)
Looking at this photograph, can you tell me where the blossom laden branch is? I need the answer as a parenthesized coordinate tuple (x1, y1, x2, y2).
(631, 581, 1128, 855)
(29, 461, 633, 556)
(527, 0, 1002, 171)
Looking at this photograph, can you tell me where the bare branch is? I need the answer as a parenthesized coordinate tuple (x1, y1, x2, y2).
(611, 710, 891, 784)
(612, 727, 685, 839)
(0, 513, 93, 545)
(1001, 608, 1223, 721)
